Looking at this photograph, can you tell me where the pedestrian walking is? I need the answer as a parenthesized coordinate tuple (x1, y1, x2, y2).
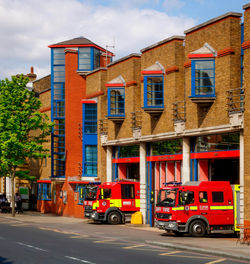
(15, 192, 23, 213)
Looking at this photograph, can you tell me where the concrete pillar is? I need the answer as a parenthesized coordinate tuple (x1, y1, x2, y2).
(5, 177, 11, 200)
(240, 131, 244, 228)
(106, 146, 112, 182)
(140, 142, 147, 224)
(182, 137, 190, 183)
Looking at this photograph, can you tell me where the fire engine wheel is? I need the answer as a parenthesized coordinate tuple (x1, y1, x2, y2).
(108, 211, 121, 225)
(189, 220, 206, 237)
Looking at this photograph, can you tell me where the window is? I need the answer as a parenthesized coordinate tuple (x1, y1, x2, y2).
(179, 191, 194, 205)
(191, 133, 240, 153)
(94, 48, 100, 69)
(53, 66, 65, 83)
(84, 104, 97, 134)
(119, 145, 139, 158)
(37, 183, 51, 201)
(144, 76, 164, 107)
(152, 139, 182, 155)
(53, 100, 65, 118)
(108, 88, 125, 116)
(53, 83, 64, 100)
(78, 185, 85, 204)
(100, 188, 111, 199)
(191, 60, 215, 97)
(85, 145, 97, 176)
(212, 192, 224, 203)
(78, 48, 91, 71)
(199, 191, 208, 203)
(121, 184, 135, 199)
(53, 48, 65, 65)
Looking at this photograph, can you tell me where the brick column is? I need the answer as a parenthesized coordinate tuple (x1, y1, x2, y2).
(243, 3, 250, 225)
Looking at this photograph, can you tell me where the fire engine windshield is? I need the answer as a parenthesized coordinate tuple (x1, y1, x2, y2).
(157, 189, 177, 207)
(85, 186, 98, 201)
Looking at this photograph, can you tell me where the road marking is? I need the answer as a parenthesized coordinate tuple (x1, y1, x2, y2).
(205, 259, 226, 264)
(65, 256, 95, 264)
(10, 224, 28, 227)
(123, 244, 145, 249)
(159, 254, 218, 260)
(93, 239, 131, 245)
(94, 239, 115, 243)
(160, 250, 182, 256)
(69, 235, 89, 239)
(17, 242, 48, 252)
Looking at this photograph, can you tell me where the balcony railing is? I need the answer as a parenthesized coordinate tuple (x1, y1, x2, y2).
(172, 101, 186, 123)
(99, 118, 108, 135)
(227, 87, 244, 115)
(131, 111, 142, 130)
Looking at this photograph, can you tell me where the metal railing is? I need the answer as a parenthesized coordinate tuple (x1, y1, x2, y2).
(227, 87, 244, 115)
(99, 118, 108, 134)
(131, 110, 142, 129)
(172, 101, 186, 122)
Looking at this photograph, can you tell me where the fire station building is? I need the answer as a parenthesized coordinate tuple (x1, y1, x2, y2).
(87, 5, 250, 227)
(35, 3, 250, 230)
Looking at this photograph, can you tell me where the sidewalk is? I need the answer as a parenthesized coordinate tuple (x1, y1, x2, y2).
(1, 211, 250, 262)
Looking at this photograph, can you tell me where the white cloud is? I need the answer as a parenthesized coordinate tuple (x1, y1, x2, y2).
(0, 0, 195, 79)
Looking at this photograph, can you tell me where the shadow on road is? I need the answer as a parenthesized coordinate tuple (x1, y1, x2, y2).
(161, 231, 238, 239)
(0, 256, 13, 264)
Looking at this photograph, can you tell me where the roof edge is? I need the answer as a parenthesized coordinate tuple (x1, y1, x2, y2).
(82, 67, 107, 77)
(243, 3, 250, 10)
(107, 53, 141, 68)
(185, 12, 242, 35)
(32, 74, 51, 83)
(140, 36, 185, 53)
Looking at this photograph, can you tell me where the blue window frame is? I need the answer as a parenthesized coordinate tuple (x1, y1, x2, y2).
(94, 48, 100, 69)
(84, 145, 97, 176)
(77, 185, 85, 204)
(108, 87, 125, 116)
(144, 76, 164, 108)
(53, 100, 65, 119)
(37, 183, 51, 201)
(191, 60, 215, 97)
(78, 47, 92, 71)
(84, 104, 97, 134)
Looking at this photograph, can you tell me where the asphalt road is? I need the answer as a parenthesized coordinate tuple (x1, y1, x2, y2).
(0, 219, 248, 264)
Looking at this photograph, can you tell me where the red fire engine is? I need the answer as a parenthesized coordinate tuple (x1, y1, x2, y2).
(155, 181, 240, 237)
(87, 180, 140, 224)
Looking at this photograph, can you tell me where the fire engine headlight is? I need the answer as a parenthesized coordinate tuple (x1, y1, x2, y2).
(91, 212, 98, 220)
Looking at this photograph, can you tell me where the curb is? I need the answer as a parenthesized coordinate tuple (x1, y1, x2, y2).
(145, 241, 250, 262)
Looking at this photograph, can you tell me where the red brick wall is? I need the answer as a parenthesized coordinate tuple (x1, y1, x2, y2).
(65, 51, 85, 179)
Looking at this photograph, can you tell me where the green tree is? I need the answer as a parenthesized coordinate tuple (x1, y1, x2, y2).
(0, 75, 53, 216)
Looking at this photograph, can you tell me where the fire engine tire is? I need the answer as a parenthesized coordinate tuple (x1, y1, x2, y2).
(189, 220, 206, 237)
(108, 211, 122, 225)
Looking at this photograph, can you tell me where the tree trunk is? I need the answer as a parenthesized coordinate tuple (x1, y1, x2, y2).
(11, 170, 15, 217)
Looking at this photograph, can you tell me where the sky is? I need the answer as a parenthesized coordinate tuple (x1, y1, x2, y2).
(0, 0, 248, 80)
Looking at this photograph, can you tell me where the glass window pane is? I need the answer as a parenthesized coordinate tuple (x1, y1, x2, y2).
(108, 88, 125, 115)
(146, 76, 163, 107)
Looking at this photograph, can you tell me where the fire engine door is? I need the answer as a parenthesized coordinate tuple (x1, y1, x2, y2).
(121, 184, 136, 211)
(179, 190, 197, 222)
(98, 188, 111, 211)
